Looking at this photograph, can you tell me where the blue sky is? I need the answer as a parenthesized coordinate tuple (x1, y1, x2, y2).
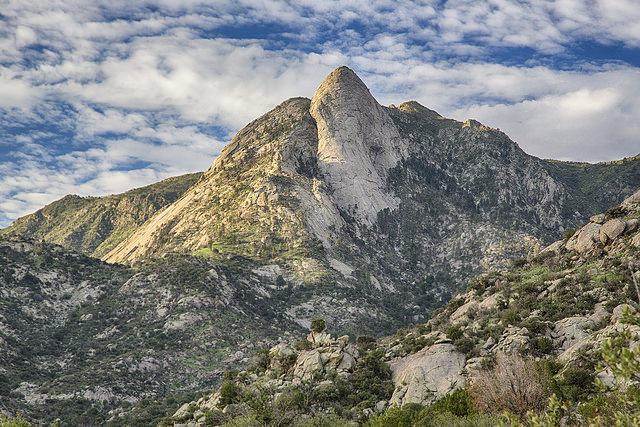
(2, 0, 640, 227)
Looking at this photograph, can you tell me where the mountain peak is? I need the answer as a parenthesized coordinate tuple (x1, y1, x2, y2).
(312, 66, 368, 97)
(310, 66, 406, 225)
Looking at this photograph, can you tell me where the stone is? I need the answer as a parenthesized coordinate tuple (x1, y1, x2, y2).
(496, 326, 530, 354)
(572, 223, 601, 254)
(293, 350, 324, 380)
(590, 214, 606, 224)
(449, 301, 479, 324)
(270, 343, 295, 358)
(552, 316, 594, 351)
(307, 331, 333, 347)
(389, 343, 465, 407)
(375, 400, 387, 414)
(599, 219, 627, 244)
(309, 66, 406, 226)
(611, 304, 637, 323)
(622, 189, 640, 205)
(625, 218, 639, 234)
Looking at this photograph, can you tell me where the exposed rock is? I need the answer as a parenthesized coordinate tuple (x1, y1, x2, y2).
(622, 188, 640, 205)
(552, 316, 594, 351)
(567, 223, 601, 254)
(293, 349, 324, 380)
(307, 331, 333, 347)
(449, 301, 479, 324)
(389, 343, 465, 406)
(496, 326, 530, 354)
(626, 218, 639, 234)
(599, 218, 627, 244)
(309, 66, 406, 226)
(590, 214, 606, 224)
(611, 304, 637, 322)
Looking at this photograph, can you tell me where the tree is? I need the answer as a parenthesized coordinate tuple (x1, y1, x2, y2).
(310, 318, 326, 333)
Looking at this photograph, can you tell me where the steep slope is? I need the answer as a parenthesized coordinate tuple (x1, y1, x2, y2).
(105, 67, 639, 329)
(0, 238, 303, 424)
(0, 172, 201, 258)
(167, 189, 640, 426)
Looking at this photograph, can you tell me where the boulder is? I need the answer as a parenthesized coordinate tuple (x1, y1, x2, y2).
(552, 316, 594, 351)
(626, 218, 640, 234)
(293, 349, 324, 381)
(590, 214, 606, 224)
(389, 343, 465, 407)
(449, 301, 479, 324)
(599, 219, 627, 244)
(496, 326, 530, 354)
(568, 223, 601, 254)
(307, 331, 333, 347)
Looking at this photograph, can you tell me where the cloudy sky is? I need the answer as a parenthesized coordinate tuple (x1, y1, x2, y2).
(2, 1, 640, 227)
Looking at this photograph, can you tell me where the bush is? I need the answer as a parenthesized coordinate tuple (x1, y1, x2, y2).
(218, 381, 242, 408)
(294, 340, 312, 351)
(453, 337, 475, 357)
(470, 353, 552, 418)
(310, 318, 326, 333)
(446, 326, 463, 341)
(531, 337, 553, 356)
(430, 388, 475, 417)
(356, 335, 377, 350)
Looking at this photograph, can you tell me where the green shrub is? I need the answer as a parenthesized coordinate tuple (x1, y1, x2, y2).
(218, 381, 243, 408)
(294, 340, 312, 351)
(531, 336, 553, 355)
(430, 388, 475, 417)
(446, 326, 463, 341)
(356, 335, 377, 350)
(310, 318, 326, 333)
(453, 337, 475, 357)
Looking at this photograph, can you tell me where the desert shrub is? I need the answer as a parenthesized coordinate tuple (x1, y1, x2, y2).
(558, 367, 595, 402)
(356, 335, 377, 350)
(530, 337, 553, 356)
(251, 349, 270, 373)
(453, 337, 475, 357)
(0, 414, 31, 427)
(310, 318, 326, 333)
(218, 381, 243, 408)
(430, 388, 475, 417)
(470, 353, 552, 418)
(501, 310, 521, 326)
(446, 326, 463, 341)
(294, 339, 312, 351)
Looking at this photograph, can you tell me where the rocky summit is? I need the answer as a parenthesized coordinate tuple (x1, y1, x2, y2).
(1, 66, 640, 425)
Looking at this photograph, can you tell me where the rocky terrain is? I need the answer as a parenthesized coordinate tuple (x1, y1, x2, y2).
(0, 173, 201, 259)
(1, 66, 640, 425)
(0, 239, 308, 424)
(166, 189, 640, 426)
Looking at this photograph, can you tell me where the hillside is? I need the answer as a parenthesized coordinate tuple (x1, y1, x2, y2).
(0, 172, 202, 258)
(166, 189, 640, 426)
(102, 66, 640, 331)
(0, 237, 312, 424)
(2, 66, 640, 425)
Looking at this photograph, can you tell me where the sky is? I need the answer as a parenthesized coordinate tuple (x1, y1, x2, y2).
(1, 1, 640, 227)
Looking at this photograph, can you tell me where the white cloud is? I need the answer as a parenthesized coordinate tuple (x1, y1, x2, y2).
(1, 0, 640, 227)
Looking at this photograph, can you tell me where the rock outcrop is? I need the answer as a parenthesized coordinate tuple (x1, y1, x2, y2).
(310, 66, 406, 226)
(389, 343, 465, 406)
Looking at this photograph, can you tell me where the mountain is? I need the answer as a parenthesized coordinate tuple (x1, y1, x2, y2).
(101, 66, 639, 329)
(164, 189, 640, 426)
(2, 66, 640, 424)
(0, 238, 307, 424)
(0, 172, 202, 259)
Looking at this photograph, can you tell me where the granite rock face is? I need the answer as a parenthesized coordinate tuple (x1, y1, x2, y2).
(389, 343, 465, 406)
(310, 66, 406, 226)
